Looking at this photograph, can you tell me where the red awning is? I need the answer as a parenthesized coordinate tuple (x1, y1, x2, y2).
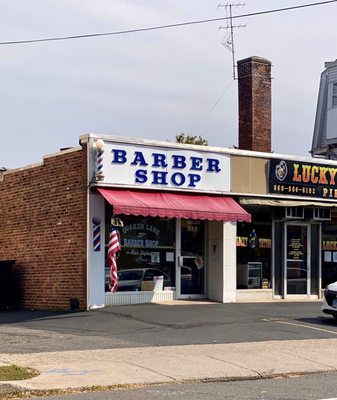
(97, 188, 251, 222)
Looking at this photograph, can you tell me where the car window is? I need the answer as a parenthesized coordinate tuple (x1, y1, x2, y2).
(143, 269, 167, 280)
(143, 270, 155, 280)
(181, 267, 192, 275)
(118, 270, 143, 281)
(151, 269, 165, 277)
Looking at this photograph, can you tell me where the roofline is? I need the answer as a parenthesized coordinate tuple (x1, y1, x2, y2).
(80, 133, 337, 166)
(0, 146, 82, 176)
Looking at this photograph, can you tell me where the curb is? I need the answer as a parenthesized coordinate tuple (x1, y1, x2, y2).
(1, 369, 335, 398)
(0, 383, 21, 395)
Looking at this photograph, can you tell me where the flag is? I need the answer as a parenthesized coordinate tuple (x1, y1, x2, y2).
(107, 227, 121, 293)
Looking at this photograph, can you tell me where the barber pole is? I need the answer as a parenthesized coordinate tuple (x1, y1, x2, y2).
(93, 224, 101, 252)
(95, 139, 105, 181)
(96, 148, 104, 180)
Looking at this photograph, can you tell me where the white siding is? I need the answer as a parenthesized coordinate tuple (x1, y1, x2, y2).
(327, 106, 337, 140)
(312, 62, 337, 154)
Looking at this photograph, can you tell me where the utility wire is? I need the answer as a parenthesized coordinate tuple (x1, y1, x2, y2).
(0, 0, 336, 46)
(189, 80, 234, 134)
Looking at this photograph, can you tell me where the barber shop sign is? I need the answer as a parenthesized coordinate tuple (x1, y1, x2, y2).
(94, 140, 231, 193)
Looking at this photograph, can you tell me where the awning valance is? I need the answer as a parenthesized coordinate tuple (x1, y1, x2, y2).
(239, 198, 337, 207)
(98, 188, 251, 222)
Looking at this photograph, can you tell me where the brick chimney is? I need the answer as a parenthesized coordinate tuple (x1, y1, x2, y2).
(237, 56, 272, 152)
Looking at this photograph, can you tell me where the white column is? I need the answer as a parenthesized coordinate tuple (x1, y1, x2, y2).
(207, 220, 237, 303)
(88, 193, 105, 307)
(223, 221, 237, 302)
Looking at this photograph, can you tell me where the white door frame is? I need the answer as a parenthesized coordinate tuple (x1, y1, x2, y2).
(284, 222, 311, 299)
(175, 218, 206, 300)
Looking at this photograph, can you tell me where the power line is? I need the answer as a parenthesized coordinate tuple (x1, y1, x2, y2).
(0, 0, 336, 46)
(189, 80, 234, 134)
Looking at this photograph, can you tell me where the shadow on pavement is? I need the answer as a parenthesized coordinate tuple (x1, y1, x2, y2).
(297, 316, 337, 327)
(0, 310, 87, 324)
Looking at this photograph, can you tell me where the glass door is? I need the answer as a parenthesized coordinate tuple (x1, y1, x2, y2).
(285, 224, 310, 296)
(177, 219, 205, 298)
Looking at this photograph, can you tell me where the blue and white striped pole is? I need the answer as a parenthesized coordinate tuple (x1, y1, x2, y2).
(95, 139, 105, 181)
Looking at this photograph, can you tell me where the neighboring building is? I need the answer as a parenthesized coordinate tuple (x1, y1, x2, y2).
(311, 59, 337, 159)
(1, 56, 337, 310)
(0, 147, 88, 310)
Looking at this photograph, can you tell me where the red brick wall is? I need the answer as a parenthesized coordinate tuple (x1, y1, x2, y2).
(0, 144, 88, 310)
(238, 56, 272, 153)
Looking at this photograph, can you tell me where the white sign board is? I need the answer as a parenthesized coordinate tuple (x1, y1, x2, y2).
(153, 275, 164, 291)
(96, 141, 230, 193)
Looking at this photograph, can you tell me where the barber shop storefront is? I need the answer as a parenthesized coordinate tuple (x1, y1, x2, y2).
(87, 134, 250, 307)
(86, 135, 337, 307)
(232, 154, 337, 302)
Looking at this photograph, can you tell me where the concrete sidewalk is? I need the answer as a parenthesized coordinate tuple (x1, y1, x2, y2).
(1, 338, 337, 392)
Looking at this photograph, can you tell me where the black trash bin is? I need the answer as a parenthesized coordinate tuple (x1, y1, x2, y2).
(0, 260, 15, 309)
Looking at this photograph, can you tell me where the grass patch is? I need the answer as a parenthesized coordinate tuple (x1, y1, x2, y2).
(0, 365, 39, 381)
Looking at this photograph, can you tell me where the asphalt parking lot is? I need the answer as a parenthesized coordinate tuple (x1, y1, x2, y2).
(0, 301, 336, 354)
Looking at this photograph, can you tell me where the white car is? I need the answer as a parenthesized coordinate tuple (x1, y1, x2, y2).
(322, 281, 337, 320)
(113, 268, 170, 292)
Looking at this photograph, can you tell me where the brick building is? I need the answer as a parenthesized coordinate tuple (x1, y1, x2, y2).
(0, 146, 88, 310)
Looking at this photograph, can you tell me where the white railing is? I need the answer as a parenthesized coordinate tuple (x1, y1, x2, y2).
(105, 290, 176, 306)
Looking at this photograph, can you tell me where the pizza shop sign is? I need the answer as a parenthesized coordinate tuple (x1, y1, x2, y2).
(97, 142, 230, 192)
(269, 158, 337, 198)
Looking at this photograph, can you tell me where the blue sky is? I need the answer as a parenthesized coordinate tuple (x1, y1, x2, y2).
(1, 0, 337, 168)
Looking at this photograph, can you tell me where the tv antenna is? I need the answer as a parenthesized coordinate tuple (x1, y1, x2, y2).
(218, 3, 246, 79)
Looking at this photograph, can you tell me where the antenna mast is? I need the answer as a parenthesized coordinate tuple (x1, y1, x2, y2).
(218, 3, 246, 79)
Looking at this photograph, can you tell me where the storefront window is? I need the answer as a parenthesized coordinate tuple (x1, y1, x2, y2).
(180, 219, 205, 295)
(236, 207, 272, 289)
(105, 213, 175, 292)
(322, 218, 337, 288)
